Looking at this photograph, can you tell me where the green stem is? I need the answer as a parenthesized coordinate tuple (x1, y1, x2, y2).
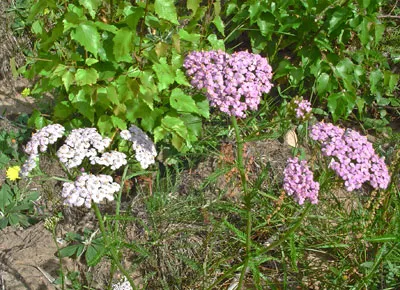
(114, 165, 129, 235)
(92, 203, 137, 290)
(230, 116, 251, 289)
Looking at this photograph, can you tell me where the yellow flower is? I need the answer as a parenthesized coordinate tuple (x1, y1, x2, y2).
(6, 166, 21, 181)
(21, 88, 31, 97)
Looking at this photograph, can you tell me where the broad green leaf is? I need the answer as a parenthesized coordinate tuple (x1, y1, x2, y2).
(194, 95, 210, 119)
(62, 71, 74, 91)
(175, 69, 191, 86)
(113, 28, 134, 62)
(85, 243, 104, 266)
(111, 116, 127, 130)
(0, 152, 10, 168)
(75, 68, 99, 86)
(85, 58, 99, 66)
(74, 102, 95, 123)
(170, 88, 198, 114)
(94, 22, 118, 34)
(187, 0, 200, 15)
(0, 184, 12, 211)
(327, 92, 355, 121)
(153, 58, 175, 91)
(178, 29, 201, 43)
(212, 16, 225, 36)
(54, 101, 75, 120)
(124, 7, 145, 30)
(207, 34, 225, 50)
(98, 115, 113, 135)
(316, 73, 329, 95)
(71, 22, 101, 56)
(59, 244, 81, 258)
(154, 0, 179, 24)
(161, 116, 188, 139)
(370, 69, 383, 95)
(328, 8, 349, 34)
(28, 0, 56, 22)
(359, 18, 370, 46)
(79, 0, 101, 19)
(374, 23, 385, 45)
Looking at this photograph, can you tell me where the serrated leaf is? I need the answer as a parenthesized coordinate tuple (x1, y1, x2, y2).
(161, 116, 188, 139)
(212, 16, 225, 36)
(154, 0, 179, 24)
(71, 22, 101, 56)
(370, 69, 383, 95)
(207, 34, 225, 50)
(124, 7, 144, 30)
(97, 115, 113, 135)
(62, 71, 74, 91)
(54, 101, 75, 120)
(79, 0, 101, 19)
(113, 28, 134, 62)
(178, 29, 201, 43)
(170, 88, 199, 114)
(328, 8, 349, 34)
(111, 116, 127, 130)
(75, 68, 98, 86)
(153, 58, 175, 91)
(175, 69, 190, 86)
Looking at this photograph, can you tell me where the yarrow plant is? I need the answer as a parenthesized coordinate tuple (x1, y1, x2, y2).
(21, 124, 65, 177)
(288, 96, 313, 121)
(61, 173, 120, 208)
(183, 50, 273, 118)
(120, 125, 157, 169)
(112, 277, 133, 290)
(283, 157, 320, 205)
(310, 122, 390, 191)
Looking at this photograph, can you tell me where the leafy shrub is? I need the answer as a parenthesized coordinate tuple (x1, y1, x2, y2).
(225, 0, 399, 126)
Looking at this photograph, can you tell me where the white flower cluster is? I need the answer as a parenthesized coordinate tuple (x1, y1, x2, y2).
(61, 173, 120, 208)
(56, 128, 111, 169)
(91, 151, 127, 170)
(24, 124, 65, 155)
(120, 125, 157, 169)
(112, 277, 133, 290)
(20, 124, 65, 177)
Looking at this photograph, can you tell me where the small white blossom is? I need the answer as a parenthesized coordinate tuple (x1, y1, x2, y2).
(20, 154, 38, 177)
(121, 125, 157, 169)
(61, 173, 120, 208)
(56, 128, 111, 169)
(112, 277, 133, 290)
(91, 151, 127, 170)
(24, 124, 65, 155)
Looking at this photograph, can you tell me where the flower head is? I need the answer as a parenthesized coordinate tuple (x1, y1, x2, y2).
(121, 125, 157, 169)
(310, 122, 390, 191)
(112, 277, 133, 290)
(6, 166, 21, 181)
(283, 157, 319, 205)
(288, 96, 313, 121)
(61, 173, 120, 208)
(56, 128, 111, 169)
(184, 50, 273, 118)
(24, 124, 65, 155)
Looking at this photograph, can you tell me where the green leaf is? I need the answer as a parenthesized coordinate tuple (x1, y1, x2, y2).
(170, 88, 198, 114)
(75, 68, 99, 86)
(327, 92, 356, 121)
(124, 7, 145, 30)
(207, 34, 225, 50)
(175, 69, 191, 86)
(154, 0, 179, 24)
(97, 115, 113, 135)
(111, 116, 127, 130)
(0, 184, 12, 211)
(328, 8, 350, 34)
(178, 29, 201, 43)
(71, 22, 101, 56)
(85, 243, 104, 266)
(187, 0, 200, 15)
(161, 116, 188, 139)
(59, 244, 81, 258)
(62, 71, 74, 92)
(223, 219, 246, 243)
(54, 101, 75, 120)
(28, 0, 56, 22)
(370, 69, 383, 95)
(153, 58, 175, 91)
(85, 58, 99, 66)
(212, 16, 225, 36)
(316, 73, 330, 95)
(113, 28, 134, 62)
(79, 0, 101, 19)
(0, 152, 10, 169)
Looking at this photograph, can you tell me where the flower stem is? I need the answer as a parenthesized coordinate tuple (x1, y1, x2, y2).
(92, 203, 137, 290)
(114, 165, 129, 235)
(231, 116, 251, 289)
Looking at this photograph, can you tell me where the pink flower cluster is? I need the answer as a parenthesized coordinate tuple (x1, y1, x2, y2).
(283, 157, 319, 205)
(184, 50, 273, 118)
(292, 97, 312, 120)
(310, 122, 390, 191)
